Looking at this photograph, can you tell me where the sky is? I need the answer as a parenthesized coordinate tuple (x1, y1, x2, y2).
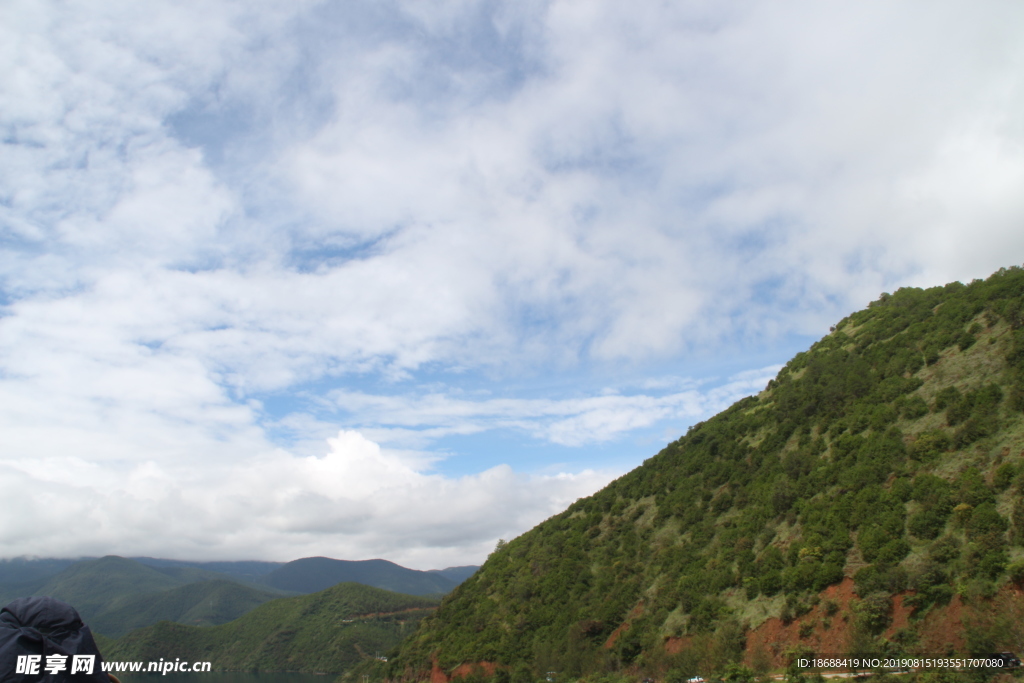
(1, 0, 1023, 570)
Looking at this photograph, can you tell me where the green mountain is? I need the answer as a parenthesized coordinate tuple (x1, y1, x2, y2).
(0, 556, 288, 638)
(0, 557, 79, 585)
(106, 582, 438, 674)
(264, 557, 463, 596)
(0, 558, 93, 605)
(0, 554, 476, 641)
(0, 556, 268, 608)
(88, 579, 286, 638)
(381, 267, 1024, 682)
(32, 556, 188, 621)
(131, 557, 283, 584)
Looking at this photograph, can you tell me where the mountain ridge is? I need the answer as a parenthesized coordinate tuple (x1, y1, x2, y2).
(371, 266, 1024, 683)
(0, 554, 478, 639)
(264, 557, 465, 596)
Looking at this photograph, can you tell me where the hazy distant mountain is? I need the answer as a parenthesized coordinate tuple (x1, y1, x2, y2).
(0, 556, 286, 637)
(0, 556, 234, 607)
(0, 557, 79, 585)
(263, 557, 463, 596)
(428, 565, 479, 584)
(130, 557, 282, 585)
(0, 554, 478, 628)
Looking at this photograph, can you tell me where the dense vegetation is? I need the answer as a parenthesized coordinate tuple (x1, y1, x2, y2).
(384, 267, 1024, 682)
(106, 582, 438, 673)
(88, 579, 286, 638)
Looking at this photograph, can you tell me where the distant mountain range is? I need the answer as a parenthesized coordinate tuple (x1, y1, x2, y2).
(0, 554, 478, 638)
(131, 557, 282, 584)
(106, 581, 438, 674)
(262, 556, 469, 595)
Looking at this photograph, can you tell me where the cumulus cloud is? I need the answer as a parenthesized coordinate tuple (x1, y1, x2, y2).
(0, 430, 613, 568)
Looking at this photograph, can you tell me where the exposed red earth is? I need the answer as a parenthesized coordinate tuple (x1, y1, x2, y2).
(745, 577, 1024, 671)
(426, 578, 1024, 681)
(605, 602, 648, 650)
(431, 657, 499, 683)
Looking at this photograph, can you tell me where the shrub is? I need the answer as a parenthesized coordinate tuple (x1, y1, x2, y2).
(953, 417, 996, 447)
(946, 395, 974, 426)
(957, 330, 976, 351)
(858, 526, 891, 562)
(813, 563, 844, 591)
(758, 571, 781, 597)
(1013, 498, 1024, 543)
(852, 592, 892, 635)
(854, 564, 907, 594)
(928, 536, 961, 563)
(869, 405, 898, 431)
(977, 548, 1008, 579)
(908, 508, 949, 540)
(890, 477, 913, 502)
(874, 539, 910, 565)
(910, 431, 951, 461)
(933, 386, 962, 411)
(955, 468, 993, 507)
(967, 502, 1008, 539)
(900, 395, 929, 419)
(1007, 559, 1024, 584)
(723, 663, 756, 683)
(782, 562, 818, 592)
(913, 559, 947, 588)
(993, 462, 1016, 491)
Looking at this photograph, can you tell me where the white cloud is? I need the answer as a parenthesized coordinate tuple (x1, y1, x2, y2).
(324, 365, 780, 448)
(6, 0, 1024, 374)
(0, 430, 614, 568)
(1, 0, 1023, 564)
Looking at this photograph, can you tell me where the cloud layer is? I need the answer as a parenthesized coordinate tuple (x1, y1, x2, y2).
(0, 429, 614, 567)
(1, 0, 1023, 566)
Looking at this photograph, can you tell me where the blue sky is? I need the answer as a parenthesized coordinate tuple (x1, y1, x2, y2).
(2, 0, 1024, 568)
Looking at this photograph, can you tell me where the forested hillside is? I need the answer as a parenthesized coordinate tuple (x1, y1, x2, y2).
(88, 579, 286, 638)
(382, 267, 1024, 682)
(106, 582, 437, 674)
